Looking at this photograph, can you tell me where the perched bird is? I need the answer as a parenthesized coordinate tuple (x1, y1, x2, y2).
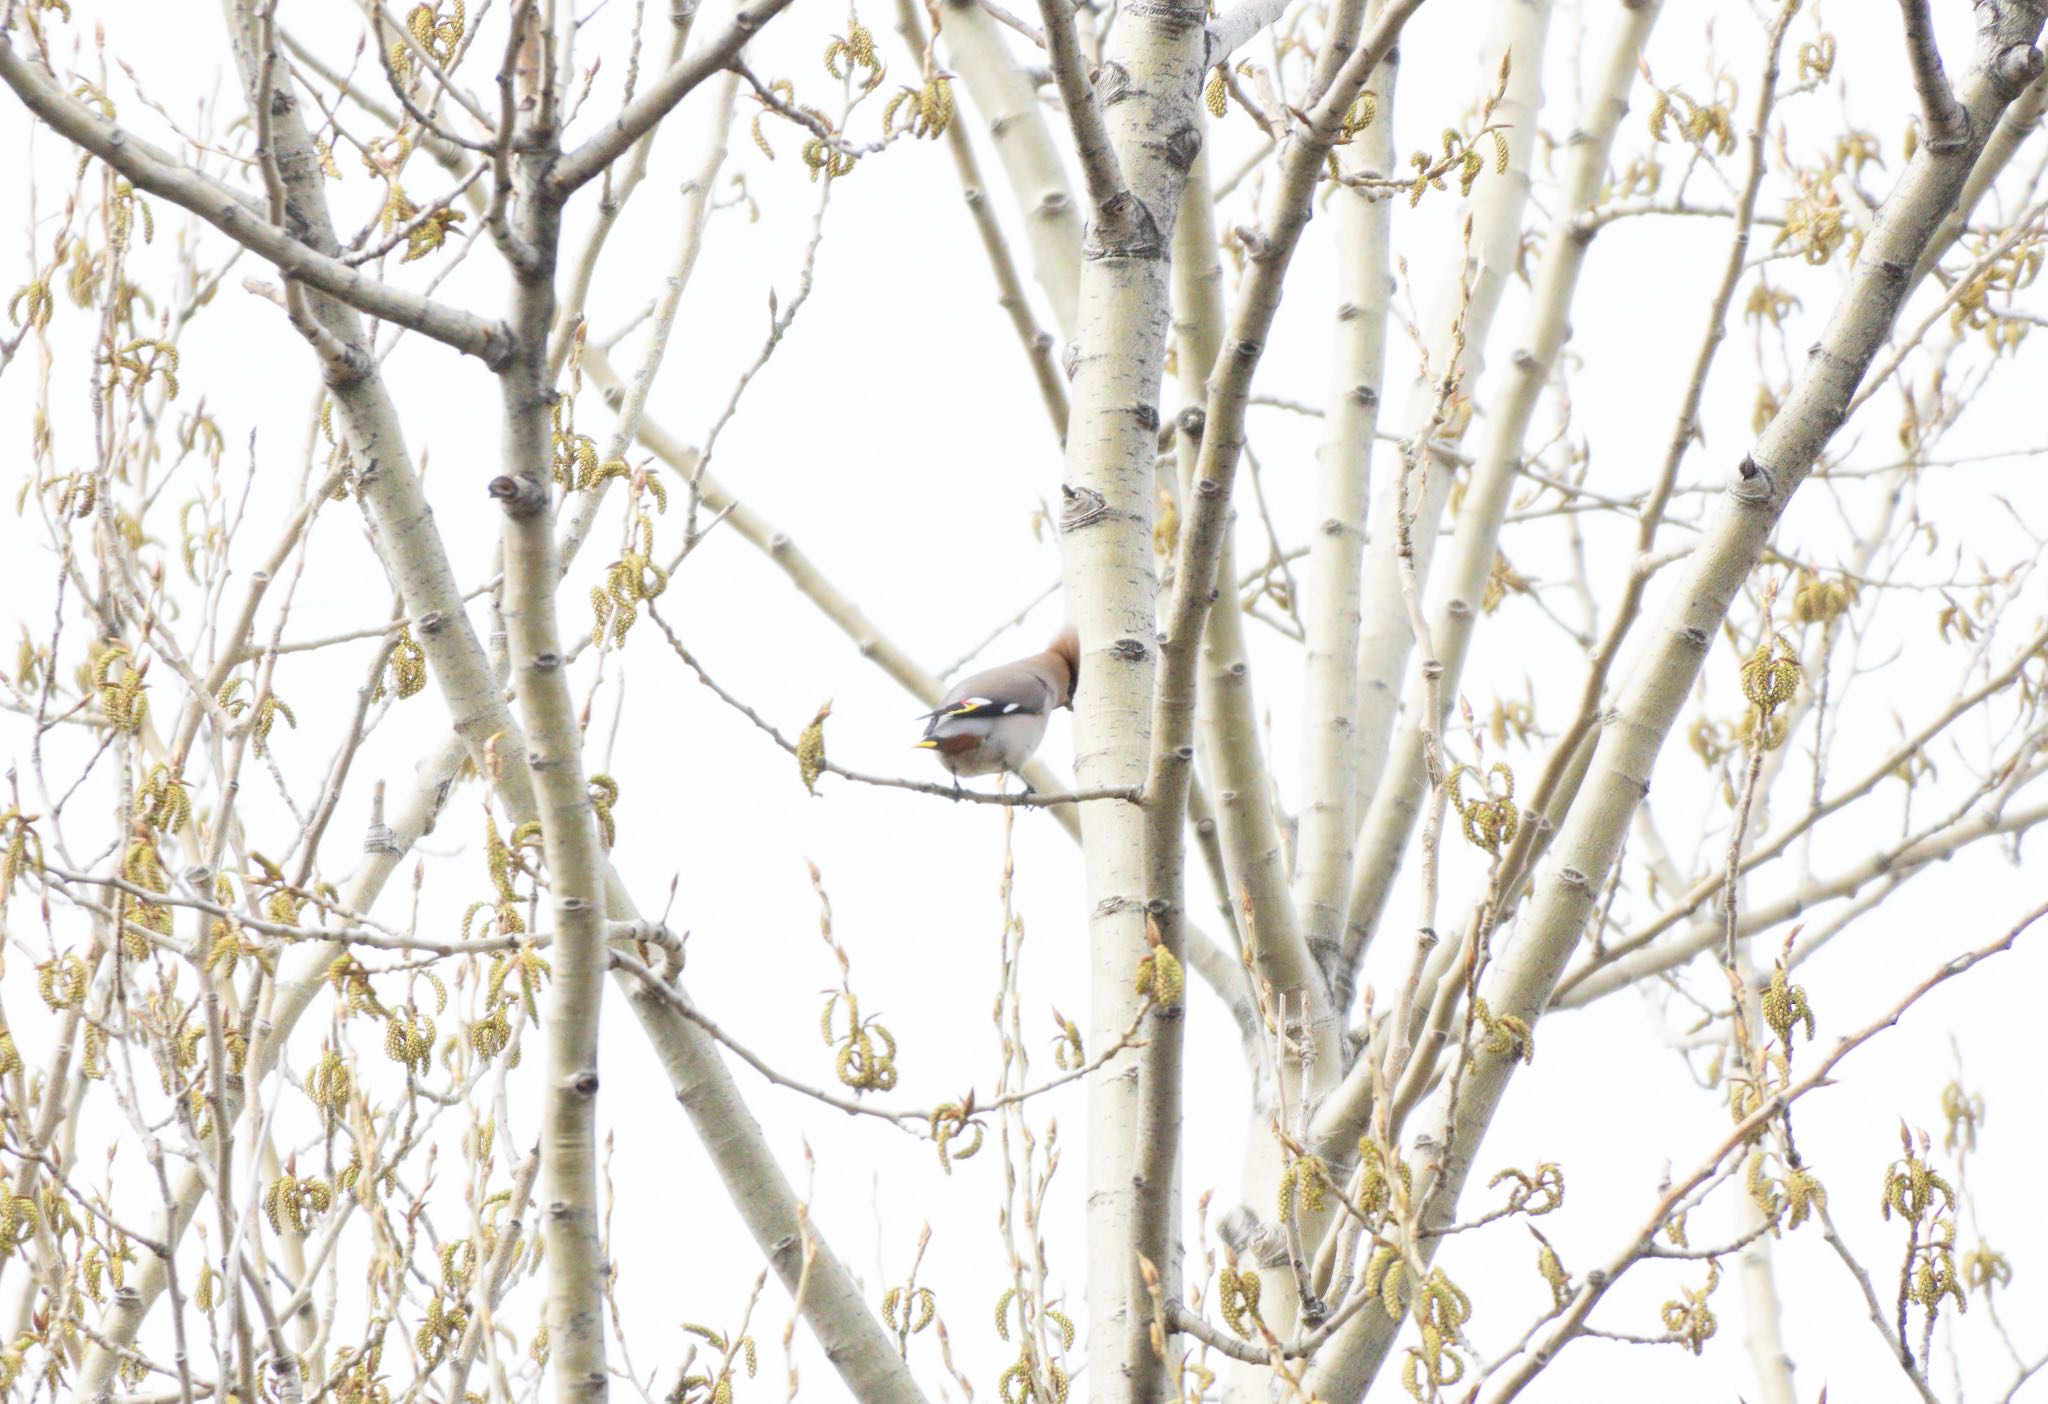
(916, 628, 1081, 782)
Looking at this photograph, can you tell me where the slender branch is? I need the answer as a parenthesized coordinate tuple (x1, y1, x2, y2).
(647, 603, 1141, 808)
(1816, 1204, 1942, 1404)
(1557, 795, 2048, 1006)
(935, 0, 1083, 332)
(1407, 0, 1798, 1000)
(1163, 0, 1428, 1032)
(1032, 0, 1128, 226)
(1307, 5, 2048, 1396)
(612, 947, 1152, 1128)
(1293, 5, 1399, 985)
(0, 39, 514, 368)
(1334, 0, 1662, 1006)
(555, 70, 741, 570)
(1483, 899, 2048, 1401)
(367, 0, 498, 131)
(548, 0, 801, 194)
(544, 3, 692, 374)
(1336, 0, 1555, 996)
(942, 106, 1070, 440)
(442, 1145, 544, 1404)
(1898, 0, 1966, 145)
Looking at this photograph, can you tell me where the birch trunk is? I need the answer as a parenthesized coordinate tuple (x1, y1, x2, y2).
(38, 18, 919, 1395)
(1119, 4, 1428, 1380)
(1293, 21, 1398, 975)
(1303, 9, 2048, 1397)
(1337, 0, 1660, 1002)
(1124, 140, 1235, 1401)
(499, 98, 616, 1404)
(1042, 0, 1209, 1392)
(938, 0, 1084, 336)
(1339, 0, 1552, 981)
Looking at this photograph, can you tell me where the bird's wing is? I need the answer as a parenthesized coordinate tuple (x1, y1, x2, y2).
(933, 696, 1040, 720)
(919, 667, 1056, 727)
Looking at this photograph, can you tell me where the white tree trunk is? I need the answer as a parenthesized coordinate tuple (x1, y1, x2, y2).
(1304, 9, 2048, 1396)
(1339, 0, 1660, 996)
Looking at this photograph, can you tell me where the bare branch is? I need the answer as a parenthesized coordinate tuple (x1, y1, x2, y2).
(1898, 0, 1965, 145)
(0, 38, 515, 367)
(646, 602, 1139, 808)
(548, 0, 801, 195)
(1205, 0, 1295, 68)
(1483, 898, 2048, 1401)
(1032, 0, 1128, 229)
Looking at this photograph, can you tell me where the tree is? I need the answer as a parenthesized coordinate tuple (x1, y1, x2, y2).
(2, 0, 2047, 1399)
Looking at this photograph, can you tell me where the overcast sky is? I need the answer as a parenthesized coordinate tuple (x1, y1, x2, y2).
(5, 0, 2048, 1399)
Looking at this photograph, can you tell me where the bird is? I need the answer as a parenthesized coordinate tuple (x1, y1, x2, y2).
(915, 627, 1080, 784)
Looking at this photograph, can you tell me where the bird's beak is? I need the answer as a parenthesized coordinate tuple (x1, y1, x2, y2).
(914, 739, 940, 749)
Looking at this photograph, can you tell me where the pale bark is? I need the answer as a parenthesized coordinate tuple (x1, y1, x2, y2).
(1303, 7, 2048, 1397)
(1913, 64, 2048, 284)
(1037, 0, 1208, 1391)
(1135, 1, 1428, 1378)
(0, 39, 512, 365)
(36, 11, 916, 1396)
(937, 0, 1084, 335)
(1435, 0, 1799, 1000)
(615, 927, 932, 1402)
(1126, 147, 1230, 1400)
(1178, 0, 1428, 1145)
(1204, 0, 1298, 67)
(546, 0, 798, 194)
(1338, 0, 1553, 983)
(1336, 0, 1660, 1008)
(491, 44, 617, 1394)
(1293, 22, 1398, 976)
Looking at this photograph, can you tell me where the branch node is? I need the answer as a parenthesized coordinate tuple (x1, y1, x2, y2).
(487, 473, 550, 517)
(1994, 43, 2045, 93)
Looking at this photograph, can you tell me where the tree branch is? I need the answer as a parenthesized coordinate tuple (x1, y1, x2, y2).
(1306, 5, 2048, 1395)
(646, 603, 1141, 807)
(548, 0, 800, 195)
(0, 38, 514, 368)
(1337, 0, 1554, 994)
(1899, 0, 1966, 146)
(1293, 5, 1399, 993)
(1483, 899, 2048, 1401)
(1336, 0, 1661, 1011)
(935, 0, 1084, 334)
(1205, 0, 1295, 68)
(1032, 0, 1129, 229)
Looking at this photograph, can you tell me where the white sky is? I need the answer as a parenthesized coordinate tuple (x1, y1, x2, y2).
(4, 0, 2048, 1400)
